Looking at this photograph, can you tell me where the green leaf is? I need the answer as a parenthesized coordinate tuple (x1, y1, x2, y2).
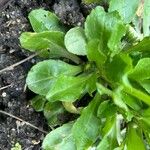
(46, 73, 96, 102)
(143, 0, 150, 37)
(42, 122, 76, 150)
(97, 116, 118, 150)
(123, 80, 150, 106)
(65, 27, 87, 56)
(72, 94, 101, 150)
(125, 124, 146, 150)
(140, 79, 150, 94)
(138, 108, 150, 132)
(96, 83, 113, 96)
(26, 60, 82, 96)
(44, 101, 66, 126)
(85, 6, 126, 55)
(121, 92, 142, 111)
(104, 54, 132, 83)
(28, 9, 64, 32)
(126, 37, 150, 53)
(138, 118, 150, 133)
(87, 39, 107, 69)
(109, 0, 139, 23)
(20, 31, 81, 63)
(113, 87, 133, 121)
(97, 100, 116, 118)
(31, 95, 46, 112)
(129, 58, 150, 81)
(86, 72, 97, 95)
(20, 31, 65, 57)
(142, 107, 150, 117)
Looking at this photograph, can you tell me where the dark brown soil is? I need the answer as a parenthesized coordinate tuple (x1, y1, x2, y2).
(0, 0, 96, 149)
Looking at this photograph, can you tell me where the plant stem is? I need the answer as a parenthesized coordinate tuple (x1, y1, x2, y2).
(96, 83, 113, 96)
(62, 102, 81, 114)
(61, 49, 82, 64)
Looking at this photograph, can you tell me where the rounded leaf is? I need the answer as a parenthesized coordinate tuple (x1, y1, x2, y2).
(65, 27, 87, 56)
(26, 60, 82, 96)
(42, 122, 76, 150)
(28, 9, 64, 32)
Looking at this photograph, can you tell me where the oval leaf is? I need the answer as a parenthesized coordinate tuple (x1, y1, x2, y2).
(46, 73, 96, 102)
(65, 27, 87, 56)
(20, 31, 65, 57)
(29, 9, 64, 32)
(20, 31, 81, 63)
(26, 60, 82, 96)
(42, 122, 76, 150)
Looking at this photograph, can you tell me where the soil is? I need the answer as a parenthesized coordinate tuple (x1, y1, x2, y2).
(0, 0, 97, 149)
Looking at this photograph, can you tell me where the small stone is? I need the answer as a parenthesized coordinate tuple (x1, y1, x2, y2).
(2, 92, 7, 97)
(32, 140, 40, 145)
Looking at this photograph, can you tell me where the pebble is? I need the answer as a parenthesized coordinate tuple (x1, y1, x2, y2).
(2, 92, 7, 97)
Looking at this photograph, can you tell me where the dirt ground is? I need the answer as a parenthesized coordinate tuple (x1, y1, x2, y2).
(0, 0, 97, 149)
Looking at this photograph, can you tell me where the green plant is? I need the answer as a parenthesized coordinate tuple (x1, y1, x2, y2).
(11, 143, 22, 150)
(20, 1, 150, 149)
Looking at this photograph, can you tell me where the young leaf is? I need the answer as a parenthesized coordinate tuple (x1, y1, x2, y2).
(140, 79, 150, 94)
(26, 60, 82, 96)
(20, 31, 81, 63)
(72, 94, 101, 150)
(126, 37, 150, 52)
(85, 6, 126, 55)
(121, 92, 142, 111)
(109, 0, 139, 23)
(104, 54, 132, 83)
(87, 39, 107, 69)
(20, 31, 65, 57)
(42, 122, 76, 150)
(97, 100, 116, 118)
(31, 95, 46, 112)
(142, 107, 150, 117)
(65, 27, 87, 56)
(113, 87, 133, 121)
(143, 0, 150, 37)
(44, 101, 66, 126)
(28, 9, 64, 32)
(97, 116, 118, 150)
(137, 108, 150, 133)
(46, 73, 96, 102)
(129, 58, 150, 81)
(138, 117, 150, 133)
(125, 124, 146, 150)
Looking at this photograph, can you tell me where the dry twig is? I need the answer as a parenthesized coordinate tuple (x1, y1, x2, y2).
(0, 53, 37, 74)
(0, 110, 48, 134)
(0, 84, 12, 91)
